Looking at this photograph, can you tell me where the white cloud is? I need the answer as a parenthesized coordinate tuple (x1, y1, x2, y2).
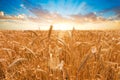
(0, 11, 4, 16)
(0, 11, 26, 20)
(17, 14, 26, 19)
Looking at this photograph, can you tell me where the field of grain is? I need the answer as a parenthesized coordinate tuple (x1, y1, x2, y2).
(0, 29, 120, 80)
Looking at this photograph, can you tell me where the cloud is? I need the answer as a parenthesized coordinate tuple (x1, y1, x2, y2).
(97, 6, 120, 20)
(113, 7, 120, 20)
(17, 14, 26, 19)
(0, 11, 4, 16)
(70, 12, 106, 24)
(0, 10, 114, 25)
(0, 11, 25, 20)
(21, 0, 111, 24)
(25, 8, 112, 27)
(21, 1, 107, 24)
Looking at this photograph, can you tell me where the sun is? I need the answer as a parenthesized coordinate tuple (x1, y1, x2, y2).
(53, 23, 74, 30)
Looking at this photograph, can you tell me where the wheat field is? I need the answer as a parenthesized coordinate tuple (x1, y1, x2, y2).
(0, 29, 120, 80)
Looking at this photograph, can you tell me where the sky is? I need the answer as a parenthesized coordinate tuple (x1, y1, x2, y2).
(0, 0, 120, 30)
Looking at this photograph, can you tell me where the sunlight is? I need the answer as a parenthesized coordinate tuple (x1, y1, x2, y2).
(53, 23, 73, 30)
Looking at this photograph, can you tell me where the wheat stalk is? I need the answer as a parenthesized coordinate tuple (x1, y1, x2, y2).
(8, 58, 27, 68)
(76, 46, 97, 80)
(48, 25, 53, 38)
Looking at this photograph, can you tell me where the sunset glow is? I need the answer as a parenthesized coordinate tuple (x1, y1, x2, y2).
(0, 0, 120, 30)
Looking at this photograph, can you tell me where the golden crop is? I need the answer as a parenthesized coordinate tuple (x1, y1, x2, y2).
(0, 29, 119, 80)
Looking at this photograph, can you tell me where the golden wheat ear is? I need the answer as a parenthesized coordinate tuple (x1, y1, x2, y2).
(48, 25, 53, 38)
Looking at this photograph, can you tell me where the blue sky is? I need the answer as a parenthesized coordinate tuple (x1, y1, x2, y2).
(0, 0, 120, 17)
(0, 0, 120, 30)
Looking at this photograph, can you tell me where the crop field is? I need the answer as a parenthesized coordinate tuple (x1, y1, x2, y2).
(0, 29, 120, 80)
